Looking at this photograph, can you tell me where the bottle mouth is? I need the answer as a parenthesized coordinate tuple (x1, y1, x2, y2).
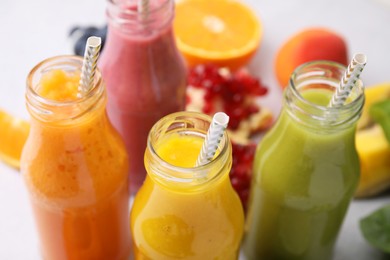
(26, 55, 105, 124)
(285, 60, 364, 129)
(146, 111, 231, 191)
(106, 0, 173, 33)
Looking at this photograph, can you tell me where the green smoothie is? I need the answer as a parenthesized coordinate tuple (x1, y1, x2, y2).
(243, 88, 360, 260)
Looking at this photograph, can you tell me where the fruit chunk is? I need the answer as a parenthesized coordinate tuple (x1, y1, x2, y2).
(186, 64, 272, 140)
(355, 125, 390, 198)
(185, 64, 272, 211)
(358, 83, 390, 130)
(0, 110, 30, 169)
(275, 27, 348, 88)
(355, 83, 390, 197)
(174, 0, 262, 70)
(230, 142, 256, 212)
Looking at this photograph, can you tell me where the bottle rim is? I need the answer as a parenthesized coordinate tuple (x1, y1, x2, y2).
(145, 111, 232, 191)
(106, 0, 173, 31)
(107, 0, 171, 16)
(285, 60, 364, 130)
(26, 55, 105, 124)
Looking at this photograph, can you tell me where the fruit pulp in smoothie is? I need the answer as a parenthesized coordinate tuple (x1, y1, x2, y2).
(131, 132, 244, 259)
(22, 70, 131, 260)
(99, 1, 187, 193)
(244, 88, 360, 260)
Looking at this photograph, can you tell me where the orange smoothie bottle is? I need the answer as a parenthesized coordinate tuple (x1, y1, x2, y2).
(21, 56, 131, 260)
(131, 112, 244, 259)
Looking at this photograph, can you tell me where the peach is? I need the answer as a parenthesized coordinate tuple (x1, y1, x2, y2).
(275, 28, 348, 88)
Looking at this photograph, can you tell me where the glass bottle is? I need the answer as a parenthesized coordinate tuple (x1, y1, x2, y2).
(99, 0, 187, 194)
(243, 61, 364, 260)
(21, 56, 131, 260)
(131, 111, 244, 259)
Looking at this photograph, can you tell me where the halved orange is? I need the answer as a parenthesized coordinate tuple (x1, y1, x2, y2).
(174, 0, 262, 71)
(0, 109, 30, 169)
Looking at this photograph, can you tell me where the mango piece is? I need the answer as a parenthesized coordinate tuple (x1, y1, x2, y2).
(358, 82, 390, 130)
(275, 27, 348, 88)
(355, 125, 390, 198)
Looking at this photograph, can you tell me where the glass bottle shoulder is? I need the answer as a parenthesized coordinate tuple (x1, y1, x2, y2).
(21, 111, 129, 206)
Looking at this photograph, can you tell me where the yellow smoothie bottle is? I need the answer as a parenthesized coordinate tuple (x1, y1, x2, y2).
(21, 56, 131, 260)
(131, 112, 244, 259)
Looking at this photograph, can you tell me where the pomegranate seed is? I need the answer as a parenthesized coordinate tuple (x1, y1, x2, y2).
(232, 93, 244, 103)
(248, 105, 259, 114)
(228, 142, 257, 213)
(231, 176, 246, 191)
(239, 189, 250, 211)
(186, 64, 268, 131)
(202, 102, 214, 114)
(229, 118, 240, 129)
(186, 95, 191, 104)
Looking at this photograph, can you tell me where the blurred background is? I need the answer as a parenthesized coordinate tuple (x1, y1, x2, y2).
(1, 0, 390, 259)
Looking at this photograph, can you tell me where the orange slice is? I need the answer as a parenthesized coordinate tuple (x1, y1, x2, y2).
(0, 109, 30, 169)
(174, 0, 262, 71)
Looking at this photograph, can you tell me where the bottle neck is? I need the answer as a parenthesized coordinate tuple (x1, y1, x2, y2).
(106, 0, 174, 35)
(26, 55, 106, 126)
(145, 112, 232, 193)
(284, 61, 364, 132)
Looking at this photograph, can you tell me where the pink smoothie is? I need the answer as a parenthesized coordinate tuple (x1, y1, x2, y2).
(99, 0, 187, 194)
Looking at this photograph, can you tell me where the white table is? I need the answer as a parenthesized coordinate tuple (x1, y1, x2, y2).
(1, 0, 390, 259)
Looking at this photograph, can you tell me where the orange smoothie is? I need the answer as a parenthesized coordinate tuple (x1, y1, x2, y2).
(130, 112, 244, 260)
(21, 57, 131, 260)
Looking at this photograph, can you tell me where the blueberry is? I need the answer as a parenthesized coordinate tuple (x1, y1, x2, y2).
(94, 26, 108, 39)
(74, 35, 89, 56)
(69, 25, 107, 56)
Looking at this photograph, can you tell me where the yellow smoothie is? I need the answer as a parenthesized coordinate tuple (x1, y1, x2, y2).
(131, 114, 244, 260)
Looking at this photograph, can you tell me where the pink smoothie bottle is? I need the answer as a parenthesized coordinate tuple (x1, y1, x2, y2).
(99, 0, 187, 194)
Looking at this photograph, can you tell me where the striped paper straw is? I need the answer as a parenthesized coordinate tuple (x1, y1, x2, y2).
(329, 53, 367, 107)
(138, 0, 149, 21)
(195, 112, 229, 167)
(78, 36, 101, 96)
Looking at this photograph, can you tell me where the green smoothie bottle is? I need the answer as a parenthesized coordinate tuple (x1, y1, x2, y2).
(243, 61, 364, 260)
